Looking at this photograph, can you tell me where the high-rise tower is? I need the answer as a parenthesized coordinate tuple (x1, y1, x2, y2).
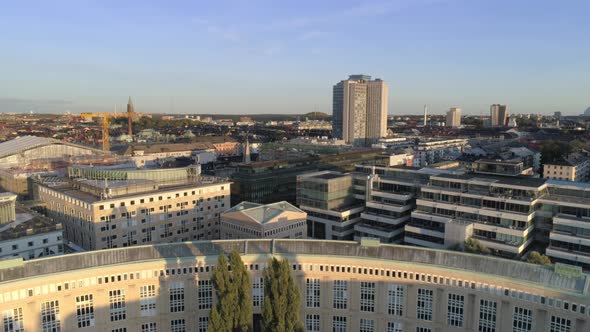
(446, 107, 462, 128)
(490, 104, 508, 127)
(332, 75, 388, 146)
(127, 96, 134, 137)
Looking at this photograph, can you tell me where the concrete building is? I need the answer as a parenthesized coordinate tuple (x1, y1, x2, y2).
(0, 192, 17, 224)
(0, 239, 588, 331)
(0, 197, 63, 260)
(543, 154, 590, 182)
(35, 165, 230, 250)
(220, 201, 306, 240)
(490, 104, 508, 127)
(445, 107, 461, 128)
(333, 75, 388, 146)
(297, 171, 363, 240)
(413, 138, 468, 168)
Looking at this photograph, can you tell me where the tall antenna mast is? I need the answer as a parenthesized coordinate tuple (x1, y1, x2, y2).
(423, 105, 428, 126)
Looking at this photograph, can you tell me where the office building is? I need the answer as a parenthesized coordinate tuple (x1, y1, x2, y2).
(0, 239, 587, 331)
(333, 75, 388, 146)
(412, 138, 468, 168)
(445, 107, 461, 128)
(220, 201, 306, 240)
(297, 171, 363, 240)
(490, 104, 508, 127)
(35, 165, 230, 250)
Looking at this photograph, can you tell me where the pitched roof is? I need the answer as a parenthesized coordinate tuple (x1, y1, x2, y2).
(222, 201, 305, 225)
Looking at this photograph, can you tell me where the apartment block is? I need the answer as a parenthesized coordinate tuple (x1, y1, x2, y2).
(543, 153, 590, 182)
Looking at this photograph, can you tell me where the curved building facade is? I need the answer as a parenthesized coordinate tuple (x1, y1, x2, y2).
(0, 239, 588, 332)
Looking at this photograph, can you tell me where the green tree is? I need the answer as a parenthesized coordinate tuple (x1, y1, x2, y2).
(527, 251, 552, 266)
(210, 250, 253, 332)
(464, 238, 491, 255)
(261, 257, 304, 332)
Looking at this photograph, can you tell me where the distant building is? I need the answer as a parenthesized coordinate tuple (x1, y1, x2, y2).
(220, 201, 306, 240)
(543, 153, 590, 182)
(332, 75, 388, 146)
(490, 104, 508, 127)
(413, 138, 468, 167)
(445, 107, 461, 128)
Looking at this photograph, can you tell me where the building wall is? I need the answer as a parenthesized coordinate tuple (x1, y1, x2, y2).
(544, 164, 577, 182)
(37, 183, 230, 251)
(0, 240, 587, 331)
(0, 230, 63, 260)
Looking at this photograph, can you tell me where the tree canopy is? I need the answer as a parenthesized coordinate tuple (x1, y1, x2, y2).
(261, 257, 303, 332)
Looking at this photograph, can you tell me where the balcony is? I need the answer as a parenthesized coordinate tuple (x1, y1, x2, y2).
(365, 201, 412, 213)
(361, 212, 409, 225)
(370, 189, 413, 201)
(354, 222, 403, 239)
(546, 247, 590, 265)
(550, 231, 590, 246)
(404, 225, 444, 239)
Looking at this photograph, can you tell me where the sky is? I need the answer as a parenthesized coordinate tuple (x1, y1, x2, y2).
(0, 0, 589, 115)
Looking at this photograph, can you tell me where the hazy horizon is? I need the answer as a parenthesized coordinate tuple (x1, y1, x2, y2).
(1, 0, 589, 115)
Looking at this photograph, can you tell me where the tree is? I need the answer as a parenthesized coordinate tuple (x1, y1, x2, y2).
(261, 257, 304, 332)
(464, 238, 491, 255)
(210, 250, 253, 332)
(527, 251, 552, 266)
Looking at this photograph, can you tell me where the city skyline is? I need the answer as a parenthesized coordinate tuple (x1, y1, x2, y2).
(1, 0, 589, 115)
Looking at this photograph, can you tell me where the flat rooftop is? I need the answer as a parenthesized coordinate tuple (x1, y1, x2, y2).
(0, 206, 61, 241)
(0, 239, 586, 296)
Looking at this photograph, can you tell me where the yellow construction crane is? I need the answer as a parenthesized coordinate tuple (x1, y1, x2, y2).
(81, 112, 110, 152)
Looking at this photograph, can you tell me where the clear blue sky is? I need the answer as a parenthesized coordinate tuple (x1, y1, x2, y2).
(0, 0, 588, 115)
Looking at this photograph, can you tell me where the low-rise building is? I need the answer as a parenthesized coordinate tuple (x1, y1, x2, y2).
(544, 153, 590, 182)
(220, 201, 306, 239)
(0, 194, 63, 260)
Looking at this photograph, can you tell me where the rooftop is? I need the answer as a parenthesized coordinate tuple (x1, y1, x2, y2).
(0, 239, 587, 296)
(0, 205, 61, 241)
(0, 136, 103, 160)
(222, 201, 305, 225)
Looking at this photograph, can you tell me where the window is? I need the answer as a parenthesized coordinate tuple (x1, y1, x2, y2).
(75, 294, 95, 328)
(2, 308, 24, 332)
(141, 322, 157, 332)
(387, 284, 404, 316)
(512, 307, 532, 332)
(169, 282, 185, 312)
(111, 329, 126, 332)
(305, 314, 320, 332)
(198, 280, 212, 309)
(550, 316, 571, 332)
(417, 288, 433, 321)
(306, 278, 320, 308)
(416, 328, 432, 332)
(140, 285, 157, 316)
(109, 289, 126, 321)
(198, 317, 209, 332)
(387, 322, 403, 332)
(478, 299, 497, 332)
(359, 318, 374, 332)
(447, 293, 464, 327)
(360, 282, 375, 312)
(252, 277, 264, 307)
(332, 316, 346, 332)
(41, 300, 60, 332)
(333, 280, 347, 309)
(170, 319, 185, 332)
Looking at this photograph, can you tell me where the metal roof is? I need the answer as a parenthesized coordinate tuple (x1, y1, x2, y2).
(0, 136, 103, 160)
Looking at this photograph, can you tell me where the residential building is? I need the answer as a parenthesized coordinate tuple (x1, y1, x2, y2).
(297, 171, 363, 240)
(543, 153, 590, 182)
(352, 165, 431, 243)
(413, 138, 468, 167)
(333, 75, 388, 146)
(0, 239, 587, 331)
(0, 196, 63, 260)
(445, 107, 461, 128)
(220, 201, 306, 239)
(490, 104, 508, 127)
(35, 165, 230, 250)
